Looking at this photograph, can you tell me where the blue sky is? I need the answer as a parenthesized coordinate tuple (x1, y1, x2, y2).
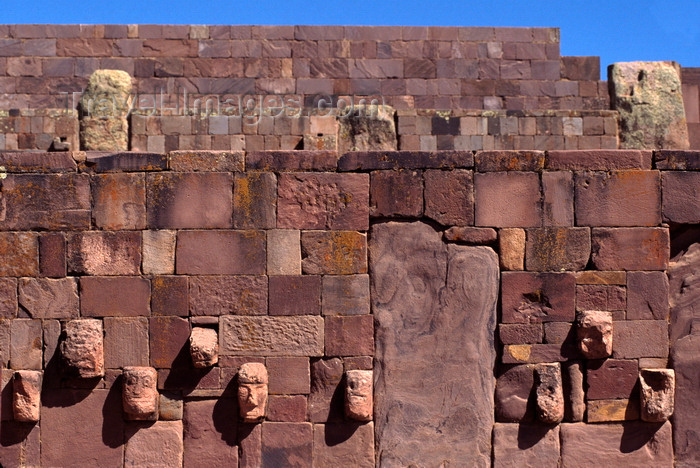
(2, 0, 698, 78)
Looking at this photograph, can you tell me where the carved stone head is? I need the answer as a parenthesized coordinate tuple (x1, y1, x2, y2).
(576, 310, 613, 359)
(238, 363, 268, 422)
(122, 366, 158, 420)
(345, 370, 373, 421)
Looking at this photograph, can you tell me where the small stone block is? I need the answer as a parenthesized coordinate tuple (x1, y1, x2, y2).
(587, 399, 639, 422)
(324, 315, 374, 356)
(266, 230, 301, 276)
(525, 227, 591, 271)
(499, 228, 525, 270)
(443, 227, 497, 244)
(322, 274, 370, 316)
(268, 276, 320, 316)
(587, 359, 639, 400)
(142, 230, 176, 275)
(370, 169, 423, 218)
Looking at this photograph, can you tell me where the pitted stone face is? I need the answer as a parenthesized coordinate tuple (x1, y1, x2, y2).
(535, 362, 564, 424)
(189, 327, 218, 368)
(640, 368, 675, 422)
(122, 366, 158, 421)
(13, 370, 42, 423)
(345, 369, 373, 421)
(238, 363, 268, 422)
(60, 319, 105, 378)
(576, 310, 613, 359)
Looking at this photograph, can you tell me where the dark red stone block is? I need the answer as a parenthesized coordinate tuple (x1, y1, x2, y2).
(370, 170, 423, 218)
(308, 358, 344, 423)
(324, 315, 374, 356)
(183, 399, 238, 468)
(151, 275, 188, 316)
(87, 152, 167, 172)
(501, 272, 576, 323)
(499, 324, 543, 344)
(613, 320, 669, 359)
(189, 275, 267, 316)
(267, 395, 307, 422)
(586, 359, 638, 400)
(576, 285, 626, 312)
(39, 233, 66, 278)
(475, 150, 545, 171)
(547, 150, 652, 170)
(561, 56, 600, 81)
(525, 227, 591, 271)
(233, 172, 277, 229)
(80, 276, 150, 317)
(655, 150, 700, 170)
(176, 230, 266, 275)
(591, 228, 669, 271)
(246, 150, 338, 171)
(0, 151, 76, 172)
(627, 271, 669, 320)
(91, 173, 146, 230)
(268, 276, 320, 316)
(338, 151, 474, 170)
(0, 278, 16, 319)
(261, 422, 313, 467)
(424, 169, 474, 226)
(495, 365, 535, 422)
(267, 357, 310, 395)
(662, 171, 700, 223)
(150, 316, 190, 368)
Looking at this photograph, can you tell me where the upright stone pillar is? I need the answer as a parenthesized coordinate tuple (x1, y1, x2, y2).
(79, 69, 133, 151)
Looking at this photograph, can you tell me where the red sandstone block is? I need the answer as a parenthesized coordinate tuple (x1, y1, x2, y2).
(591, 228, 669, 271)
(324, 315, 374, 356)
(147, 172, 233, 229)
(233, 173, 277, 229)
(560, 56, 600, 81)
(80, 276, 150, 317)
(183, 399, 238, 467)
(574, 171, 660, 227)
(151, 276, 188, 317)
(246, 151, 338, 171)
(662, 172, 700, 223)
(0, 232, 39, 277)
(268, 276, 320, 316)
(502, 343, 571, 364)
(613, 320, 668, 359)
(87, 152, 168, 172)
(150, 316, 190, 368)
(189, 275, 267, 316)
(67, 231, 141, 276)
(39, 233, 66, 278)
(546, 150, 652, 170)
(0, 151, 76, 172)
(261, 422, 313, 467)
(104, 317, 149, 368)
(475, 151, 545, 172)
(501, 272, 576, 323)
(338, 151, 474, 171)
(142, 39, 197, 56)
(92, 173, 146, 230)
(0, 278, 17, 319)
(176, 230, 265, 275)
(499, 323, 543, 344)
(10, 319, 42, 369)
(301, 231, 367, 275)
(424, 169, 474, 226)
(267, 357, 310, 394)
(586, 359, 638, 400)
(542, 171, 574, 226)
(576, 285, 626, 312)
(626, 271, 669, 320)
(475, 172, 542, 227)
(56, 38, 112, 56)
(525, 227, 591, 271)
(267, 395, 307, 422)
(370, 170, 423, 218)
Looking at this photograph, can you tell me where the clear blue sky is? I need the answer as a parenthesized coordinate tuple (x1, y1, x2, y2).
(3, 0, 699, 78)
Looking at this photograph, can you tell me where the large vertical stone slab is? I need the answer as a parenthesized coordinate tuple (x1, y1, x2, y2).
(609, 61, 690, 150)
(79, 69, 132, 151)
(371, 221, 498, 467)
(673, 333, 700, 467)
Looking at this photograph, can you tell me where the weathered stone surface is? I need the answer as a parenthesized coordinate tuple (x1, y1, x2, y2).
(246, 150, 338, 172)
(177, 230, 266, 275)
(587, 399, 640, 422)
(424, 169, 474, 225)
(0, 278, 17, 319)
(92, 173, 146, 229)
(587, 359, 638, 400)
(662, 172, 700, 223)
(67, 231, 141, 275)
(0, 151, 77, 172)
(238, 362, 268, 422)
(613, 320, 668, 359)
(12, 370, 41, 422)
(575, 170, 661, 227)
(525, 227, 591, 271)
(122, 366, 158, 420)
(159, 393, 183, 421)
(190, 327, 218, 368)
(444, 226, 497, 244)
(183, 399, 238, 467)
(576, 270, 626, 285)
(169, 150, 244, 172)
(591, 227, 669, 271)
(261, 422, 313, 468)
(308, 358, 344, 423)
(301, 230, 367, 274)
(627, 271, 669, 320)
(475, 172, 541, 227)
(268, 275, 320, 316)
(0, 419, 40, 467)
(238, 422, 262, 468)
(233, 172, 277, 229)
(475, 150, 545, 171)
(655, 150, 700, 170)
(267, 229, 301, 275)
(493, 423, 560, 468)
(61, 319, 104, 378)
(39, 232, 66, 278)
(10, 319, 42, 370)
(79, 70, 132, 151)
(345, 370, 372, 421)
(672, 333, 700, 466)
(80, 276, 150, 317)
(669, 243, 700, 344)
(576, 284, 626, 313)
(564, 361, 585, 422)
(220, 316, 324, 356)
(610, 61, 689, 150)
(325, 315, 374, 356)
(147, 172, 233, 229)
(267, 356, 310, 395)
(41, 389, 125, 467)
(0, 232, 38, 276)
(499, 228, 525, 270)
(535, 362, 564, 423)
(189, 275, 267, 316)
(313, 422, 374, 468)
(372, 221, 498, 467)
(337, 106, 397, 153)
(370, 169, 423, 218)
(86, 152, 168, 172)
(18, 277, 78, 319)
(577, 310, 613, 359)
(501, 272, 576, 323)
(498, 323, 543, 344)
(0, 174, 90, 230)
(640, 368, 674, 422)
(542, 171, 574, 226)
(502, 343, 571, 364)
(125, 421, 184, 468)
(142, 229, 175, 275)
(104, 317, 149, 368)
(149, 316, 190, 368)
(278, 173, 369, 229)
(152, 275, 188, 316)
(339, 150, 474, 171)
(322, 274, 369, 316)
(560, 421, 672, 466)
(495, 364, 535, 422)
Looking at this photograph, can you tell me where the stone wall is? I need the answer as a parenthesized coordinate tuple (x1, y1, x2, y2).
(682, 67, 700, 149)
(0, 148, 695, 466)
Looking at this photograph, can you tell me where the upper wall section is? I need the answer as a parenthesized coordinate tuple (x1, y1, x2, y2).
(682, 68, 700, 149)
(0, 25, 608, 112)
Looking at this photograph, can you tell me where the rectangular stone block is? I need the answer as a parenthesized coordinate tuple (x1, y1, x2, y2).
(18, 277, 78, 319)
(493, 424, 560, 468)
(0, 278, 17, 319)
(613, 320, 669, 359)
(147, 172, 233, 228)
(91, 173, 146, 230)
(587, 359, 639, 400)
(151, 275, 188, 316)
(267, 356, 310, 394)
(322, 274, 370, 316)
(499, 323, 543, 344)
(653, 150, 700, 170)
(575, 171, 661, 226)
(576, 284, 626, 312)
(0, 151, 76, 172)
(278, 173, 369, 229)
(39, 233, 66, 278)
(542, 171, 574, 226)
(627, 271, 669, 320)
(10, 319, 42, 370)
(267, 229, 301, 275)
(525, 227, 590, 271)
(261, 422, 313, 467)
(150, 316, 190, 368)
(268, 276, 320, 316)
(370, 170, 423, 218)
(0, 174, 90, 230)
(233, 172, 277, 229)
(104, 317, 149, 368)
(475, 172, 542, 227)
(125, 421, 183, 468)
(80, 276, 150, 317)
(189, 275, 267, 316)
(502, 344, 571, 364)
(220, 316, 324, 356)
(424, 169, 474, 226)
(142, 230, 176, 275)
(547, 150, 652, 170)
(0, 232, 38, 276)
(501, 272, 576, 323)
(88, 152, 168, 172)
(662, 172, 700, 223)
(475, 150, 545, 171)
(575, 270, 626, 285)
(176, 230, 266, 275)
(67, 231, 141, 275)
(169, 150, 244, 172)
(324, 315, 374, 356)
(246, 150, 338, 171)
(587, 399, 640, 422)
(183, 399, 238, 468)
(591, 228, 669, 271)
(312, 422, 374, 468)
(338, 151, 474, 170)
(301, 231, 367, 274)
